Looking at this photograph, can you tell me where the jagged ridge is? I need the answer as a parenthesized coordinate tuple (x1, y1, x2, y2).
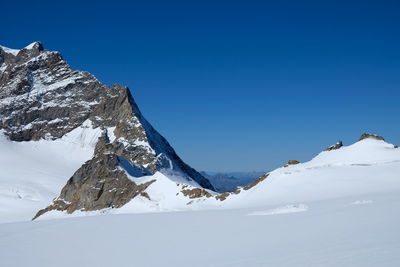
(0, 42, 214, 218)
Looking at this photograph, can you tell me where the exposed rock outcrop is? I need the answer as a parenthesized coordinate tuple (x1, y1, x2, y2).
(284, 160, 300, 167)
(181, 187, 212, 199)
(324, 141, 343, 151)
(33, 153, 156, 219)
(359, 133, 385, 141)
(215, 190, 240, 201)
(243, 173, 269, 190)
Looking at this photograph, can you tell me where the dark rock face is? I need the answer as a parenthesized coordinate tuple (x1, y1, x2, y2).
(283, 160, 300, 168)
(1, 42, 214, 217)
(0, 42, 107, 141)
(33, 154, 156, 219)
(359, 133, 385, 141)
(324, 141, 343, 151)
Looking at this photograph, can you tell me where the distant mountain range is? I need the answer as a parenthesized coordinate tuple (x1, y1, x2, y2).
(201, 171, 266, 192)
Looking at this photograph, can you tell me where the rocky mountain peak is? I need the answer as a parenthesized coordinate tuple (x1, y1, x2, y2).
(25, 41, 44, 51)
(0, 42, 46, 66)
(0, 42, 214, 218)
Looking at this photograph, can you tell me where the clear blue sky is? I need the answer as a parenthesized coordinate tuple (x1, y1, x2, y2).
(2, 0, 400, 172)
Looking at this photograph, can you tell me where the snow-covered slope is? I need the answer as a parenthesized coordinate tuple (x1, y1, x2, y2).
(31, 136, 400, 221)
(1, 126, 399, 223)
(223, 138, 400, 208)
(1, 192, 400, 267)
(1, 133, 400, 266)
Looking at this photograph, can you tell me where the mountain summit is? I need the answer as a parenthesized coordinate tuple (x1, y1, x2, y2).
(0, 42, 214, 218)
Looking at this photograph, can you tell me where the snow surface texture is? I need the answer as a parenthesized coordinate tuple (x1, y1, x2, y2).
(247, 204, 309, 216)
(1, 193, 399, 267)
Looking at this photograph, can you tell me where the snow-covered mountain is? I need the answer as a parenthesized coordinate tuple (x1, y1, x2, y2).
(218, 134, 400, 208)
(1, 43, 400, 224)
(0, 42, 215, 222)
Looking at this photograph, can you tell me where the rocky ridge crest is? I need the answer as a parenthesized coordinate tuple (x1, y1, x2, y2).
(0, 42, 214, 218)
